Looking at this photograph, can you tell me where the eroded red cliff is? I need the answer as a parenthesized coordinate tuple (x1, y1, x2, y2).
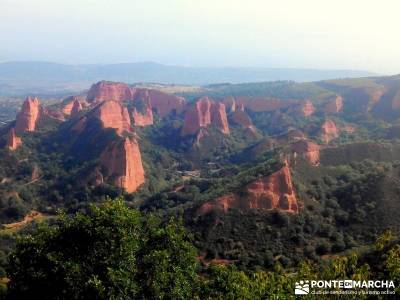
(70, 99, 83, 116)
(223, 96, 296, 113)
(131, 91, 154, 126)
(93, 100, 132, 135)
(198, 163, 298, 215)
(291, 140, 320, 166)
(320, 119, 339, 143)
(323, 95, 343, 113)
(100, 137, 145, 193)
(288, 100, 315, 117)
(62, 96, 86, 115)
(181, 97, 229, 136)
(15, 97, 41, 133)
(86, 81, 185, 117)
(87, 81, 135, 103)
(6, 128, 22, 151)
(136, 89, 186, 117)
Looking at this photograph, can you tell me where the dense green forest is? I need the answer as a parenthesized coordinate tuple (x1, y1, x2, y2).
(1, 199, 400, 299)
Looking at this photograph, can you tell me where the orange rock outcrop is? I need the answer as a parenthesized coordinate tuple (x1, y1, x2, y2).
(131, 92, 154, 126)
(222, 96, 296, 113)
(198, 163, 298, 215)
(43, 108, 65, 121)
(136, 89, 185, 117)
(15, 97, 41, 133)
(6, 128, 22, 151)
(366, 86, 386, 108)
(93, 100, 132, 135)
(86, 81, 186, 117)
(291, 140, 320, 166)
(100, 137, 145, 193)
(62, 96, 86, 115)
(70, 99, 83, 116)
(230, 111, 253, 128)
(289, 100, 315, 117)
(320, 119, 339, 143)
(323, 95, 343, 113)
(181, 97, 230, 136)
(87, 81, 135, 103)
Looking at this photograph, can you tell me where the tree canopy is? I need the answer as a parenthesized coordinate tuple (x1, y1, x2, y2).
(6, 199, 198, 300)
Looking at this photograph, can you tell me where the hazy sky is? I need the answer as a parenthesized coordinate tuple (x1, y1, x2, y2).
(1, 0, 400, 74)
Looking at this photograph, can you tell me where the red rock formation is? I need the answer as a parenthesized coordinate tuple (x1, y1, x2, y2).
(222, 96, 237, 113)
(367, 86, 386, 109)
(230, 111, 253, 128)
(70, 99, 83, 116)
(62, 96, 86, 115)
(198, 163, 298, 215)
(320, 119, 339, 143)
(43, 108, 65, 121)
(131, 91, 154, 126)
(181, 97, 229, 136)
(93, 100, 132, 135)
(100, 137, 145, 193)
(291, 140, 320, 166)
(87, 81, 135, 103)
(6, 128, 22, 151)
(289, 100, 315, 117)
(136, 89, 185, 117)
(15, 97, 41, 133)
(210, 102, 230, 134)
(323, 95, 343, 113)
(223, 96, 297, 113)
(86, 81, 186, 117)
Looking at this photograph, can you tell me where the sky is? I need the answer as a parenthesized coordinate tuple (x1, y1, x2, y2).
(1, 0, 400, 74)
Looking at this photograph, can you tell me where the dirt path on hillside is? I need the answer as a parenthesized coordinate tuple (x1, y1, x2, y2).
(3, 211, 43, 230)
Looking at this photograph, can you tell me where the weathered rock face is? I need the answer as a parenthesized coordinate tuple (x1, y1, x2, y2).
(222, 96, 237, 113)
(230, 111, 253, 128)
(6, 128, 22, 151)
(62, 96, 86, 115)
(346, 85, 386, 112)
(211, 102, 230, 134)
(181, 97, 230, 136)
(223, 96, 296, 113)
(70, 99, 83, 116)
(136, 89, 185, 117)
(367, 86, 386, 108)
(100, 137, 145, 193)
(198, 163, 298, 215)
(87, 81, 135, 103)
(43, 108, 65, 121)
(93, 100, 131, 135)
(86, 81, 186, 117)
(15, 97, 41, 133)
(323, 95, 343, 113)
(131, 91, 154, 126)
(320, 119, 339, 143)
(289, 100, 315, 117)
(291, 140, 320, 166)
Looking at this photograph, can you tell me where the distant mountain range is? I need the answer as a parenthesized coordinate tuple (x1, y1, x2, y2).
(0, 61, 376, 96)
